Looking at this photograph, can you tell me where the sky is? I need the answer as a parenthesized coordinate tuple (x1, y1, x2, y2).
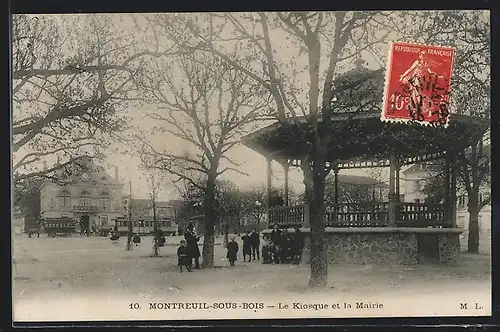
(95, 12, 395, 200)
(13, 11, 490, 202)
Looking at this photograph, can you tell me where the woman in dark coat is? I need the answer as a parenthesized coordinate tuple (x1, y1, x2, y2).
(177, 240, 191, 272)
(226, 237, 239, 266)
(184, 223, 201, 269)
(241, 232, 252, 262)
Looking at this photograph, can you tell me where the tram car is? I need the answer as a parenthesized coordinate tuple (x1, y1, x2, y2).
(42, 217, 76, 237)
(115, 217, 178, 236)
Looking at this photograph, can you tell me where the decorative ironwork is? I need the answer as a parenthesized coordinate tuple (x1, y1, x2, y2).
(269, 202, 447, 228)
(287, 151, 447, 170)
(268, 204, 307, 227)
(397, 202, 446, 227)
(326, 202, 389, 227)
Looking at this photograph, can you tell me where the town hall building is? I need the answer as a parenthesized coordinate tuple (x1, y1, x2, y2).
(40, 158, 124, 231)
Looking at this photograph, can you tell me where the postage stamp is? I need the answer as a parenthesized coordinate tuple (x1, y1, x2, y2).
(11, 10, 490, 325)
(381, 42, 455, 127)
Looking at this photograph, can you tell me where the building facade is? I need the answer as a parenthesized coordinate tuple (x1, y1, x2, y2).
(402, 163, 435, 204)
(403, 163, 491, 231)
(40, 161, 124, 229)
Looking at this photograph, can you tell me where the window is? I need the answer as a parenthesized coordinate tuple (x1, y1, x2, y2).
(99, 192, 110, 210)
(414, 180, 420, 191)
(101, 215, 108, 225)
(59, 190, 71, 207)
(80, 191, 91, 206)
(458, 195, 467, 209)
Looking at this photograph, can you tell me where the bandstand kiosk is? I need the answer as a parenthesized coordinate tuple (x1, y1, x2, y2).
(241, 61, 488, 265)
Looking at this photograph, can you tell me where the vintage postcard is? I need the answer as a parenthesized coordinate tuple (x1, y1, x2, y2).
(12, 10, 491, 323)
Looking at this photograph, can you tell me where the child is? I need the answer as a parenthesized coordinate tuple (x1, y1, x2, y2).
(241, 232, 252, 262)
(109, 230, 120, 245)
(177, 240, 191, 272)
(261, 235, 272, 264)
(133, 234, 141, 246)
(226, 236, 239, 267)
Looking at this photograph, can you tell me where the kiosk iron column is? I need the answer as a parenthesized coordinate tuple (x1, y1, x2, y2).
(284, 161, 289, 206)
(267, 157, 272, 207)
(333, 166, 339, 223)
(388, 153, 398, 227)
(450, 154, 457, 227)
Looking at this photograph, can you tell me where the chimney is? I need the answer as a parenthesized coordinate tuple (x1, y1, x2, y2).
(43, 161, 48, 170)
(56, 155, 60, 166)
(115, 166, 119, 181)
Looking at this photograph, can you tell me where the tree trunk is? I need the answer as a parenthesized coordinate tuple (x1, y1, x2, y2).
(306, 157, 328, 289)
(153, 197, 159, 257)
(201, 175, 216, 268)
(467, 204, 480, 254)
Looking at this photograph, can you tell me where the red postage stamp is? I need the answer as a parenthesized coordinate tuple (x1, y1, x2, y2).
(381, 42, 455, 126)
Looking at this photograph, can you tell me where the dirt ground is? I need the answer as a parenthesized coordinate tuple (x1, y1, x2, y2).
(12, 233, 491, 321)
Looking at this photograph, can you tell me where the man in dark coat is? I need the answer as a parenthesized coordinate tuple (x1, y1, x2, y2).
(292, 226, 305, 264)
(270, 224, 282, 263)
(241, 232, 252, 262)
(184, 223, 201, 269)
(155, 228, 165, 247)
(226, 236, 239, 266)
(250, 228, 260, 260)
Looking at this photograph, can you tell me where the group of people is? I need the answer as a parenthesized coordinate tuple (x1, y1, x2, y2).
(262, 224, 304, 265)
(224, 225, 305, 267)
(225, 228, 261, 266)
(177, 223, 201, 272)
(176, 223, 305, 271)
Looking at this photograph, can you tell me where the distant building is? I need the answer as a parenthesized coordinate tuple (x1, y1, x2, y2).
(403, 162, 491, 231)
(402, 163, 438, 204)
(40, 159, 124, 230)
(123, 198, 178, 220)
(324, 174, 393, 203)
(119, 198, 181, 233)
(12, 206, 24, 234)
(456, 190, 491, 231)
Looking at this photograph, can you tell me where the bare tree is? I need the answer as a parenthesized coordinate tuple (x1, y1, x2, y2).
(12, 14, 176, 185)
(138, 52, 267, 268)
(150, 11, 489, 286)
(239, 186, 268, 230)
(153, 11, 392, 287)
(409, 10, 490, 253)
(422, 138, 490, 253)
(139, 167, 164, 257)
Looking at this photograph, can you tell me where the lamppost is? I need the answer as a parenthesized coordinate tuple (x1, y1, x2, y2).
(255, 200, 262, 232)
(151, 174, 159, 257)
(126, 181, 133, 251)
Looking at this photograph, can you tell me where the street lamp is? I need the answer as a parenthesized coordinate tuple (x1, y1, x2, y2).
(255, 200, 262, 232)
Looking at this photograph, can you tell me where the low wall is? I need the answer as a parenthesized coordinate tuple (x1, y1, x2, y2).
(262, 227, 462, 265)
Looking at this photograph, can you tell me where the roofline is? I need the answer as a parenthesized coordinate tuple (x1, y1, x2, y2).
(241, 112, 490, 145)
